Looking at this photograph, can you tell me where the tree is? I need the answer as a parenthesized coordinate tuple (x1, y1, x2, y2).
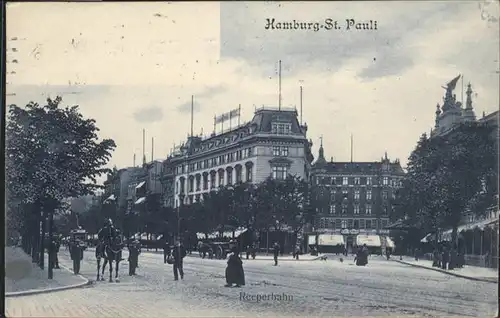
(6, 97, 116, 274)
(398, 123, 496, 247)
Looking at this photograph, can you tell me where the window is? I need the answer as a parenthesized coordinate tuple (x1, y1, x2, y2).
(366, 190, 372, 200)
(280, 147, 289, 156)
(342, 189, 348, 200)
(210, 174, 216, 189)
(329, 219, 336, 229)
(366, 204, 372, 215)
(383, 206, 389, 216)
(342, 205, 347, 214)
(354, 189, 360, 200)
(218, 172, 224, 187)
(189, 178, 194, 193)
(347, 219, 353, 228)
(225, 154, 229, 163)
(235, 168, 242, 183)
(383, 176, 389, 185)
(203, 175, 208, 190)
(329, 205, 336, 214)
(319, 218, 326, 229)
(367, 177, 372, 185)
(246, 165, 253, 182)
(353, 220, 359, 229)
(247, 147, 253, 156)
(342, 177, 348, 185)
(272, 166, 288, 180)
(330, 190, 336, 201)
(382, 191, 388, 199)
(359, 219, 365, 229)
(272, 146, 289, 157)
(354, 177, 360, 185)
(195, 176, 201, 191)
(272, 146, 281, 156)
(365, 220, 372, 229)
(272, 122, 292, 135)
(341, 219, 347, 229)
(227, 170, 233, 185)
(335, 219, 342, 228)
(354, 205, 360, 214)
(237, 150, 243, 160)
(331, 178, 336, 185)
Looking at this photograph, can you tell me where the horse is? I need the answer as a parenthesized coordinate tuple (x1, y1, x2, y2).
(104, 235, 124, 282)
(95, 241, 109, 281)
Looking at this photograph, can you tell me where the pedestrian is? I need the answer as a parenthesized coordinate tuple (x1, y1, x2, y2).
(273, 242, 280, 266)
(432, 248, 440, 267)
(70, 238, 84, 275)
(294, 246, 300, 260)
(385, 247, 391, 260)
(128, 237, 141, 276)
(49, 235, 60, 270)
(163, 239, 171, 264)
(172, 241, 186, 281)
(225, 246, 245, 287)
(354, 244, 369, 266)
(441, 246, 449, 270)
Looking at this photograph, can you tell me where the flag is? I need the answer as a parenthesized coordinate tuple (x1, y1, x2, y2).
(229, 108, 240, 118)
(215, 112, 229, 124)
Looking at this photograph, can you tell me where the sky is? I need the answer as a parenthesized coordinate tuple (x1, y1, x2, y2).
(5, 1, 500, 183)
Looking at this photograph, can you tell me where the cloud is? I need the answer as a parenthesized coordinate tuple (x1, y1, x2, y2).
(5, 1, 498, 177)
(133, 106, 164, 123)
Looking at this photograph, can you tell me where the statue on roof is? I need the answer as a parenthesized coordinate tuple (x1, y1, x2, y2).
(441, 75, 461, 110)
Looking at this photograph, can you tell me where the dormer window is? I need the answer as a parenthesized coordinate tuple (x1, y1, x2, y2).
(271, 122, 292, 135)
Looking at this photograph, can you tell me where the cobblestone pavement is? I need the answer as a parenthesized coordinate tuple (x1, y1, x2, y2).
(5, 249, 497, 317)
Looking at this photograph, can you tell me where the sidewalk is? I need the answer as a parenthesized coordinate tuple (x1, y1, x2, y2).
(5, 246, 89, 297)
(395, 258, 498, 283)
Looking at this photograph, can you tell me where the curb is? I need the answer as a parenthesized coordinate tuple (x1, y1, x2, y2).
(5, 264, 91, 298)
(394, 260, 498, 284)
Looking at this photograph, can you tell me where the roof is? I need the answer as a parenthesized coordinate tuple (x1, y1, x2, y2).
(312, 161, 405, 175)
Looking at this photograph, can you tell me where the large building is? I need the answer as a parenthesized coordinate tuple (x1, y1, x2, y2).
(170, 106, 314, 208)
(309, 140, 405, 253)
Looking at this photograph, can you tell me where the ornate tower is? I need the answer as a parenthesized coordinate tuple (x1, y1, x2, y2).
(462, 83, 476, 122)
(315, 136, 327, 166)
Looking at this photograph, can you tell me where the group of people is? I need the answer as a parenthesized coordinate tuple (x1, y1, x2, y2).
(431, 245, 465, 270)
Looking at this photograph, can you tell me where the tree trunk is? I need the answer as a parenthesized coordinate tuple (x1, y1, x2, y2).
(39, 205, 48, 269)
(48, 209, 54, 279)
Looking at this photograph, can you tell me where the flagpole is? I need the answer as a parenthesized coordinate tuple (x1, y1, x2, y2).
(238, 104, 241, 126)
(190, 95, 194, 138)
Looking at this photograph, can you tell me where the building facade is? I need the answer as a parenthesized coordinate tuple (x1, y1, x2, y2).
(170, 107, 314, 208)
(310, 141, 405, 253)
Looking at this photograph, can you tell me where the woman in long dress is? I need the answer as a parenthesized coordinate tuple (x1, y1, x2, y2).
(225, 246, 245, 287)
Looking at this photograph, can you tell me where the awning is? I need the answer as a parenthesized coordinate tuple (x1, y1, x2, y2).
(135, 197, 146, 205)
(421, 233, 434, 243)
(386, 237, 395, 248)
(135, 181, 146, 189)
(440, 217, 499, 241)
(308, 235, 317, 245)
(356, 235, 381, 247)
(318, 234, 345, 246)
(197, 228, 247, 240)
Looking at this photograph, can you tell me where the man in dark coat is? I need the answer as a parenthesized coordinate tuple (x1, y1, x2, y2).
(355, 244, 369, 266)
(69, 237, 85, 274)
(128, 237, 141, 276)
(225, 246, 245, 287)
(172, 241, 186, 280)
(49, 235, 61, 269)
(273, 242, 280, 266)
(441, 246, 449, 270)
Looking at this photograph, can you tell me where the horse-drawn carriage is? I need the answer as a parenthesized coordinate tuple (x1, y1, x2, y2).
(198, 240, 239, 259)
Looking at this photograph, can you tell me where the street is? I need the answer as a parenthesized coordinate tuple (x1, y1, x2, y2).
(5, 250, 497, 317)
